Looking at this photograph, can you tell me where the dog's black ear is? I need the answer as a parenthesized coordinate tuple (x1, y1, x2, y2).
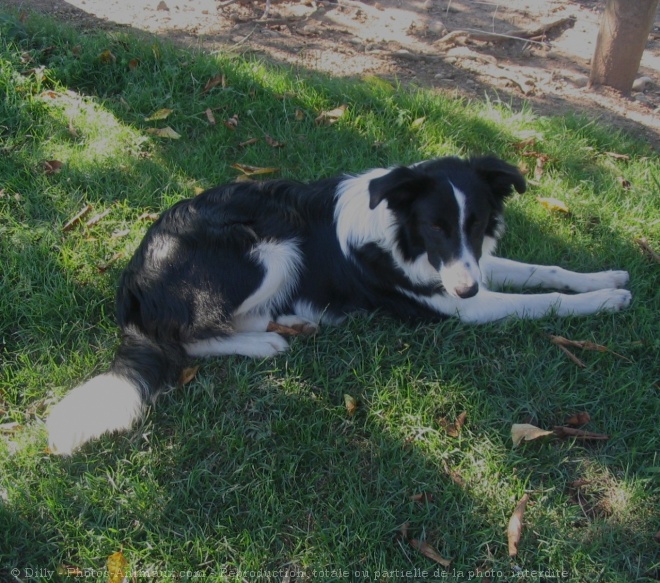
(368, 166, 431, 210)
(471, 156, 526, 199)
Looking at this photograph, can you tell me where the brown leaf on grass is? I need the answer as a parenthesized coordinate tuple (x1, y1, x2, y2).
(97, 252, 124, 272)
(230, 163, 279, 176)
(617, 176, 632, 190)
(553, 426, 609, 440)
(223, 114, 239, 131)
(265, 134, 285, 148)
(203, 73, 226, 93)
(513, 136, 537, 150)
(409, 539, 451, 567)
(549, 334, 630, 363)
(128, 58, 140, 71)
(565, 412, 591, 427)
(205, 108, 216, 126)
(110, 229, 130, 240)
(85, 207, 112, 228)
(179, 365, 200, 385)
(635, 237, 660, 263)
(604, 151, 630, 161)
(107, 550, 128, 583)
(537, 196, 569, 213)
(315, 104, 347, 125)
(99, 49, 116, 64)
(62, 204, 92, 232)
(146, 126, 181, 139)
(295, 108, 305, 121)
(443, 461, 467, 488)
(555, 344, 586, 368)
(138, 212, 160, 221)
(511, 423, 553, 447)
(398, 521, 410, 540)
(145, 108, 174, 121)
(344, 394, 357, 417)
(442, 410, 467, 438)
(43, 160, 64, 175)
(507, 493, 530, 557)
(238, 137, 259, 148)
(266, 321, 302, 336)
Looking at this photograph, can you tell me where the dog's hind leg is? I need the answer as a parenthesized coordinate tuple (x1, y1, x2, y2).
(481, 256, 629, 292)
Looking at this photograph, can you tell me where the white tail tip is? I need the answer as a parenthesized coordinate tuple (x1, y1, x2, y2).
(46, 373, 143, 455)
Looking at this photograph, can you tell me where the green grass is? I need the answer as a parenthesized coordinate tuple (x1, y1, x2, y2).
(1, 11, 659, 583)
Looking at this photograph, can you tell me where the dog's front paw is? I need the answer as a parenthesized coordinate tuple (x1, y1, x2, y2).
(579, 270, 630, 292)
(591, 288, 632, 312)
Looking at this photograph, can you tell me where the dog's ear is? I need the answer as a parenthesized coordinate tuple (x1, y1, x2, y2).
(471, 156, 526, 199)
(368, 166, 432, 210)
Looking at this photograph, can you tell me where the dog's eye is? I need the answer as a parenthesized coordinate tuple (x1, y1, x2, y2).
(431, 223, 448, 235)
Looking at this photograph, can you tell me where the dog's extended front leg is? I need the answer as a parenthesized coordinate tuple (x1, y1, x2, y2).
(427, 287, 631, 324)
(480, 256, 629, 293)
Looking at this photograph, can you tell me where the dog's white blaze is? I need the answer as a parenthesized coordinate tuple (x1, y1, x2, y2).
(46, 373, 143, 455)
(439, 184, 481, 296)
(235, 239, 303, 317)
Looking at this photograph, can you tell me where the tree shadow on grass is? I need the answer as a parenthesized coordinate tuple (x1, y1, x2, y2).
(1, 10, 658, 582)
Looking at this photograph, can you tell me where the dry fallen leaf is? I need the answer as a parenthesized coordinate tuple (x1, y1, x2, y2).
(205, 108, 216, 126)
(230, 163, 279, 176)
(43, 160, 64, 175)
(97, 252, 124, 273)
(511, 423, 553, 447)
(99, 49, 116, 64)
(507, 493, 530, 557)
(315, 104, 347, 125)
(635, 237, 660, 264)
(128, 58, 140, 71)
(565, 412, 591, 426)
(146, 126, 181, 139)
(537, 197, 569, 213)
(555, 344, 586, 368)
(223, 114, 239, 131)
(138, 212, 160, 221)
(85, 207, 112, 228)
(549, 334, 630, 363)
(295, 108, 305, 121)
(553, 426, 608, 440)
(604, 151, 630, 161)
(617, 176, 632, 190)
(145, 108, 174, 121)
(266, 321, 302, 336)
(265, 134, 285, 148)
(179, 365, 200, 385)
(107, 550, 128, 583)
(239, 138, 259, 148)
(344, 394, 357, 417)
(443, 410, 467, 438)
(409, 539, 451, 567)
(62, 204, 93, 232)
(203, 73, 226, 93)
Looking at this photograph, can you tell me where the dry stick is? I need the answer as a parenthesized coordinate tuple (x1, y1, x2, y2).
(438, 16, 575, 46)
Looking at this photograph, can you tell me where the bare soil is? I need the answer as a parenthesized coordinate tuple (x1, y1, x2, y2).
(6, 0, 660, 149)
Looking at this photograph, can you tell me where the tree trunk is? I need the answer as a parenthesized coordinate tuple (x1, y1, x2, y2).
(589, 0, 659, 94)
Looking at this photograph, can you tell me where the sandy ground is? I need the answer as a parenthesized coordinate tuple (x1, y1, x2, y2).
(4, 0, 660, 148)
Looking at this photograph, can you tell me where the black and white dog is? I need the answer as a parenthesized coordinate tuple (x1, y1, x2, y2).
(46, 156, 631, 454)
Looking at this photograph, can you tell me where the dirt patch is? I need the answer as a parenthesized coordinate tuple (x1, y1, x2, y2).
(6, 0, 660, 149)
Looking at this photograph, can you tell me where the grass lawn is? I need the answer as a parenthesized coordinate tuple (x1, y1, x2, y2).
(1, 10, 658, 583)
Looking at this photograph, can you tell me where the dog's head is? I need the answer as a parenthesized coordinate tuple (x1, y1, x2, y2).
(368, 156, 526, 298)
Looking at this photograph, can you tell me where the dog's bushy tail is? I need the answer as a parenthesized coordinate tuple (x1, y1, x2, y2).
(46, 325, 186, 455)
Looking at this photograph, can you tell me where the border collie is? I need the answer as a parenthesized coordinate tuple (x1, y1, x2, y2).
(46, 156, 631, 454)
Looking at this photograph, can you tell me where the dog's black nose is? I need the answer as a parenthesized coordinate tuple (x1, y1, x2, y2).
(455, 282, 479, 299)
